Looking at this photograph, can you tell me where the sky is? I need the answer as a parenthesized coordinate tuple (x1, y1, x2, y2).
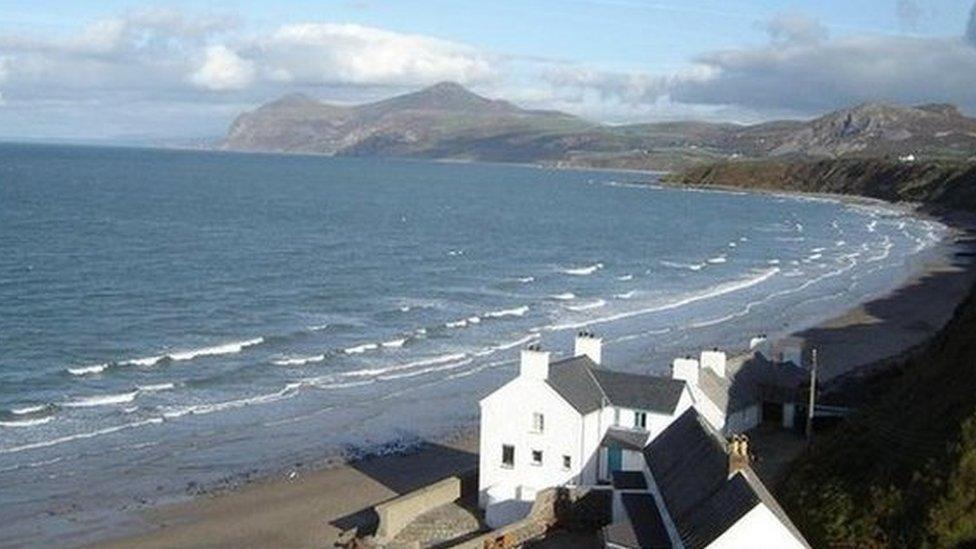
(0, 0, 975, 141)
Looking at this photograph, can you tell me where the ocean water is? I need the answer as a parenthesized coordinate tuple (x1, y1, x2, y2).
(0, 144, 947, 544)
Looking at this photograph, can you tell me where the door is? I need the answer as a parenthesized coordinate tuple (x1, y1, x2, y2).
(607, 446, 623, 474)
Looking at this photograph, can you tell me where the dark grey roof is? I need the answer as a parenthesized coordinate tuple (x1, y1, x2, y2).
(545, 356, 686, 416)
(642, 409, 810, 549)
(592, 369, 686, 414)
(612, 471, 649, 490)
(602, 427, 651, 451)
(546, 356, 606, 414)
(602, 493, 672, 549)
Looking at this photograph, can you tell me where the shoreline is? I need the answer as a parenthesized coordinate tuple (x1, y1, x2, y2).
(90, 198, 976, 548)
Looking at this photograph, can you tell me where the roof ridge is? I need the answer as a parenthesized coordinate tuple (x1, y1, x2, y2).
(582, 360, 611, 406)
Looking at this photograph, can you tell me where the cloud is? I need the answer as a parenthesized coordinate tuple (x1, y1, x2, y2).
(256, 23, 495, 86)
(543, 9, 976, 118)
(191, 45, 255, 90)
(896, 0, 922, 31)
(765, 13, 828, 46)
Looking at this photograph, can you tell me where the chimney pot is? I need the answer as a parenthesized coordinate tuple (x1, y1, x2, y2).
(574, 331, 602, 364)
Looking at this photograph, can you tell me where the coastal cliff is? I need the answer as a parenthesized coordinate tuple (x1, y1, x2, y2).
(664, 158, 976, 213)
(666, 157, 976, 547)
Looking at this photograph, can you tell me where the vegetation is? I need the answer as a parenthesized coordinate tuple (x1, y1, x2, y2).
(779, 282, 976, 547)
(664, 158, 976, 213)
(669, 156, 976, 547)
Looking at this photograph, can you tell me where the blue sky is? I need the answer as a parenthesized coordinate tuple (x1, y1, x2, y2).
(0, 0, 974, 140)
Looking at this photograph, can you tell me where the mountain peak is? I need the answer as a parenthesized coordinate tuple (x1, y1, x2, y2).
(365, 81, 513, 113)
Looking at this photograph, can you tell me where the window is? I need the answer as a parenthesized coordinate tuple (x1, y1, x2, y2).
(562, 455, 572, 470)
(531, 450, 543, 466)
(502, 445, 514, 468)
(532, 412, 545, 433)
(614, 408, 621, 426)
(634, 411, 647, 430)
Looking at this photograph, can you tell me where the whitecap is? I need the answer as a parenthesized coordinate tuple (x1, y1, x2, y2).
(550, 292, 576, 301)
(0, 416, 54, 428)
(63, 391, 138, 408)
(768, 259, 781, 265)
(67, 363, 108, 376)
(168, 337, 264, 362)
(517, 276, 535, 283)
(660, 260, 704, 271)
(617, 274, 634, 281)
(10, 405, 48, 415)
(273, 354, 326, 366)
(614, 291, 636, 299)
(123, 355, 164, 367)
(707, 256, 727, 264)
(137, 383, 175, 393)
(563, 263, 603, 276)
(484, 306, 529, 318)
(0, 418, 164, 455)
(445, 319, 468, 329)
(342, 353, 468, 378)
(344, 343, 379, 355)
(567, 299, 607, 311)
(545, 268, 780, 332)
(381, 338, 407, 348)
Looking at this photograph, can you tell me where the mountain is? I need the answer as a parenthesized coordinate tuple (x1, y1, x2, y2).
(223, 82, 594, 161)
(222, 83, 976, 169)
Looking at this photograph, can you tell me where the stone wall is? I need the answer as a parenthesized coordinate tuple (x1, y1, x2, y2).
(374, 475, 464, 542)
(453, 486, 611, 548)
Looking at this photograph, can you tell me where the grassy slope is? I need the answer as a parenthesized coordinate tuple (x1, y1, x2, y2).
(668, 158, 976, 547)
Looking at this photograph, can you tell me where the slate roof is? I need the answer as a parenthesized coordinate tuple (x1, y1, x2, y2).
(602, 493, 672, 549)
(545, 356, 686, 416)
(698, 352, 807, 413)
(642, 409, 810, 549)
(612, 471, 649, 490)
(602, 427, 651, 451)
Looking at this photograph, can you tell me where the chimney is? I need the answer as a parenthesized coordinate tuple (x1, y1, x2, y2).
(701, 349, 727, 378)
(671, 356, 700, 386)
(574, 331, 602, 364)
(520, 345, 551, 380)
(749, 334, 771, 359)
(727, 434, 750, 477)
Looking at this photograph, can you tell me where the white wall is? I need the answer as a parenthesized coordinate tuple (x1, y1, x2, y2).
(478, 376, 584, 509)
(708, 503, 808, 548)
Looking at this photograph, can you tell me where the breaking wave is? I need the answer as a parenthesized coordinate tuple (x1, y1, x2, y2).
(563, 263, 603, 276)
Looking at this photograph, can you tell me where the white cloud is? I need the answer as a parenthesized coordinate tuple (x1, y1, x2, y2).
(541, 7, 976, 118)
(257, 23, 495, 86)
(191, 45, 255, 91)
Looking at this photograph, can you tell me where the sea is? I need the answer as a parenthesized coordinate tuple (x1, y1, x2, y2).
(0, 143, 949, 545)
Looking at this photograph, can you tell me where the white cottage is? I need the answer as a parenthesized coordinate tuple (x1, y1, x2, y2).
(673, 344, 808, 436)
(478, 333, 693, 527)
(602, 409, 811, 548)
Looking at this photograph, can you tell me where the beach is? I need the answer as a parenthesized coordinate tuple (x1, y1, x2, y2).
(93, 220, 976, 549)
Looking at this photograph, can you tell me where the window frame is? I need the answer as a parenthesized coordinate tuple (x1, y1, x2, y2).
(634, 411, 647, 430)
(501, 444, 515, 468)
(562, 455, 572, 471)
(531, 449, 543, 466)
(531, 412, 545, 433)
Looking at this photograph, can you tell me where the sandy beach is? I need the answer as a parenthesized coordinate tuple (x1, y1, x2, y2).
(88, 220, 976, 549)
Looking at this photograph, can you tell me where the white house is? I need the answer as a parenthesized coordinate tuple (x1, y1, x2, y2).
(478, 332, 693, 527)
(602, 409, 811, 548)
(672, 341, 808, 436)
